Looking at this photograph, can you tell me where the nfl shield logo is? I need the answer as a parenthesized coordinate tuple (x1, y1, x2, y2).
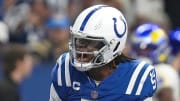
(91, 90, 98, 99)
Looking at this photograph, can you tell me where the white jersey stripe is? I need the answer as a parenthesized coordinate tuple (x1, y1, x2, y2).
(49, 84, 62, 101)
(136, 65, 154, 95)
(144, 97, 152, 101)
(126, 61, 146, 94)
(65, 53, 71, 87)
(57, 55, 63, 86)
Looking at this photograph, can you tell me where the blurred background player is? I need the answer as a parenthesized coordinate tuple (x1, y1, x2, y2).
(155, 64, 179, 101)
(0, 44, 33, 101)
(169, 29, 180, 73)
(134, 0, 170, 31)
(131, 23, 170, 64)
(46, 15, 70, 60)
(131, 23, 180, 101)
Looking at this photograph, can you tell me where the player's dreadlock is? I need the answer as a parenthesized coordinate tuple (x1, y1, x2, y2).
(108, 54, 135, 69)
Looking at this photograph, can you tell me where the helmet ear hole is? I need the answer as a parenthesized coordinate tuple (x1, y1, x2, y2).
(93, 54, 103, 64)
(113, 42, 120, 52)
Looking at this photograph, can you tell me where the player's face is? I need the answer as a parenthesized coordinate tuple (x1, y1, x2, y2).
(135, 44, 157, 57)
(74, 38, 105, 63)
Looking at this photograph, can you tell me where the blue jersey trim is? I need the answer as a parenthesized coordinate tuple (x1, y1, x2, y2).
(51, 53, 68, 100)
(51, 63, 59, 84)
(61, 54, 66, 86)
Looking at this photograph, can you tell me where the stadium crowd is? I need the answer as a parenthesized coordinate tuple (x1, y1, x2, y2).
(0, 0, 179, 101)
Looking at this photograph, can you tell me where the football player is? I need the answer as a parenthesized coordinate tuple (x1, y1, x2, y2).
(132, 23, 179, 101)
(155, 64, 179, 101)
(131, 23, 170, 65)
(49, 5, 157, 101)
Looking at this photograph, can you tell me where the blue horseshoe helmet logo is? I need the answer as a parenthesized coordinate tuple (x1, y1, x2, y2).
(113, 17, 127, 38)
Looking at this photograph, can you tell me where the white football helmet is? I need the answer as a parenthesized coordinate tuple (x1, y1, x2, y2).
(69, 5, 128, 71)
